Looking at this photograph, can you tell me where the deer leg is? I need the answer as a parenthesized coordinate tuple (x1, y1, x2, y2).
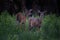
(29, 27, 33, 31)
(37, 25, 41, 32)
(29, 24, 33, 31)
(20, 22, 23, 32)
(24, 23, 26, 31)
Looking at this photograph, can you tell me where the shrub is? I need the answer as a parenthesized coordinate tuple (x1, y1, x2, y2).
(0, 11, 60, 40)
(40, 14, 60, 40)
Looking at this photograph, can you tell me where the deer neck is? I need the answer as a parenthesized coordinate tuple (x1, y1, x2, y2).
(39, 13, 44, 21)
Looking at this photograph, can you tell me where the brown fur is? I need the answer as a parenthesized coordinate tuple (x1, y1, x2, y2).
(16, 12, 26, 31)
(28, 10, 47, 31)
(16, 12, 26, 24)
(28, 17, 41, 30)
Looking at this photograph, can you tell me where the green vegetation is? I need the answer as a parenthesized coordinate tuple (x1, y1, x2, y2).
(0, 11, 60, 40)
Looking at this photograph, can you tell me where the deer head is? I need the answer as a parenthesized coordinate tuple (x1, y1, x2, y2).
(26, 9, 33, 17)
(37, 9, 47, 23)
(37, 9, 47, 17)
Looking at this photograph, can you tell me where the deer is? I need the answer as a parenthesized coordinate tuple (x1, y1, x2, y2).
(26, 9, 33, 17)
(16, 12, 26, 31)
(28, 9, 47, 31)
(26, 9, 39, 17)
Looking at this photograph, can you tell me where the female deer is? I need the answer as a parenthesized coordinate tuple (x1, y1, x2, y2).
(16, 12, 26, 31)
(28, 10, 47, 31)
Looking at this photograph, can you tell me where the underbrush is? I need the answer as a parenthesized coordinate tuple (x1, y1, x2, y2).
(0, 11, 60, 40)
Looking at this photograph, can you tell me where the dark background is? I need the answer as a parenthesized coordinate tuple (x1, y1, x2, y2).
(0, 0, 59, 16)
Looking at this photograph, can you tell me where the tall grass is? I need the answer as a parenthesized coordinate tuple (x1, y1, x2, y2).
(0, 11, 60, 40)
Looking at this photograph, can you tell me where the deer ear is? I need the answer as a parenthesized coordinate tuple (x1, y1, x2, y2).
(44, 10, 47, 14)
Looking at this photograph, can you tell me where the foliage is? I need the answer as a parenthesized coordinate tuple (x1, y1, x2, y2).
(0, 11, 60, 40)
